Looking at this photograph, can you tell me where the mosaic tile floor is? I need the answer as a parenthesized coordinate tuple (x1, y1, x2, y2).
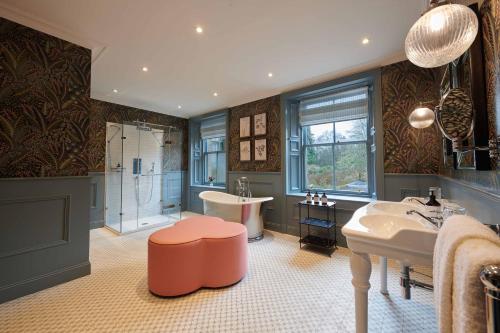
(0, 225, 437, 333)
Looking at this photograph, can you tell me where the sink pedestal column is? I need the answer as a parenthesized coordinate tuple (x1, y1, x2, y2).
(350, 251, 372, 333)
(380, 256, 388, 295)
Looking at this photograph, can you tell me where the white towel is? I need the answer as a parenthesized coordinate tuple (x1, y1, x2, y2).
(433, 215, 500, 333)
(452, 239, 500, 333)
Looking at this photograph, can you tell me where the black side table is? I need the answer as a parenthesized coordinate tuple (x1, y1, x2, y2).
(298, 200, 337, 256)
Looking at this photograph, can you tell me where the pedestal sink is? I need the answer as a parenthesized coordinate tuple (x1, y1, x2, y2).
(342, 200, 438, 333)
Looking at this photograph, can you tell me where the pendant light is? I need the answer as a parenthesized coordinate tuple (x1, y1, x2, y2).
(409, 105, 435, 129)
(405, 0, 478, 68)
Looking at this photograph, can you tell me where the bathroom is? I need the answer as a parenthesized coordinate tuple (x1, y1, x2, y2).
(0, 0, 499, 332)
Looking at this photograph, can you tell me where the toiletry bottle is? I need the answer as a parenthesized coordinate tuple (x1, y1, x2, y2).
(321, 192, 328, 205)
(426, 189, 441, 207)
(306, 190, 312, 203)
(313, 191, 320, 204)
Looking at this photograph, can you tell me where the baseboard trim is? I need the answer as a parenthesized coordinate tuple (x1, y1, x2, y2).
(90, 219, 105, 229)
(264, 222, 282, 233)
(0, 261, 91, 304)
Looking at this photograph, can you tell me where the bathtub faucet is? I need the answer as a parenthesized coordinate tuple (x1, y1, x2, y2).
(236, 177, 252, 202)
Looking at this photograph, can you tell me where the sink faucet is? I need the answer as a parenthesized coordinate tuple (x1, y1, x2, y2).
(406, 210, 442, 228)
(408, 197, 426, 206)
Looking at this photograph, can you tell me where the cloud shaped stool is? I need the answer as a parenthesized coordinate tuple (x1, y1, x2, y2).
(148, 216, 248, 296)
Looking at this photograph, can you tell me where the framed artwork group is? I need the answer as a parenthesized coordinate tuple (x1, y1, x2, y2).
(239, 113, 267, 162)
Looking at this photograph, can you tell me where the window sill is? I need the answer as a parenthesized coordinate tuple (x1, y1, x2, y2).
(287, 192, 374, 204)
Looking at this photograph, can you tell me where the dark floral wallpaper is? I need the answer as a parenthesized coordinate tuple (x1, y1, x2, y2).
(0, 18, 91, 177)
(0, 18, 188, 178)
(89, 99, 188, 172)
(481, 0, 500, 169)
(382, 61, 444, 174)
(228, 95, 281, 172)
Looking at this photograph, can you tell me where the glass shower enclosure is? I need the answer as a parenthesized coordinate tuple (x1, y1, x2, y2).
(105, 121, 183, 234)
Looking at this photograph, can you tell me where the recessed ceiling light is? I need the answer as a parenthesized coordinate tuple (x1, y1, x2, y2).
(362, 38, 370, 45)
(196, 26, 203, 34)
(112, 89, 118, 93)
(268, 72, 273, 77)
(177, 105, 182, 109)
(142, 66, 148, 72)
(213, 92, 218, 97)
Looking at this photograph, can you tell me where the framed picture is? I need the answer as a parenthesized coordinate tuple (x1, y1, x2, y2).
(255, 139, 266, 161)
(239, 116, 250, 138)
(254, 113, 267, 136)
(240, 141, 251, 161)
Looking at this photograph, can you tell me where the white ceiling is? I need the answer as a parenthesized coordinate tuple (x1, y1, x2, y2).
(0, 0, 427, 118)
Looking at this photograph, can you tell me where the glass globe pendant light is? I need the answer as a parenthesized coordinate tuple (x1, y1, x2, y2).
(409, 105, 435, 129)
(405, 0, 478, 68)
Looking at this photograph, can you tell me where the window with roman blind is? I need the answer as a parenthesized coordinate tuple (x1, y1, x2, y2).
(299, 86, 370, 195)
(285, 70, 381, 198)
(299, 86, 370, 194)
(200, 116, 226, 186)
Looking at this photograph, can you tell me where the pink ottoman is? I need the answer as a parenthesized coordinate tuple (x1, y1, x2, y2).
(148, 216, 248, 297)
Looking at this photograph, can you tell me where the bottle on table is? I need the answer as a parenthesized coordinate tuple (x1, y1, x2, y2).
(321, 192, 328, 205)
(306, 190, 312, 203)
(313, 191, 320, 204)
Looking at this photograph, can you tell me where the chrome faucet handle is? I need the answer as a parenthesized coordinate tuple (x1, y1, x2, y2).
(409, 198, 426, 206)
(406, 210, 441, 228)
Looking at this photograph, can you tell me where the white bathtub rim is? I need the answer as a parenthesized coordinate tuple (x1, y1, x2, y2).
(199, 191, 273, 205)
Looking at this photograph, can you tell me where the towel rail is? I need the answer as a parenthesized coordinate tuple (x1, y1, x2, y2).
(480, 264, 500, 333)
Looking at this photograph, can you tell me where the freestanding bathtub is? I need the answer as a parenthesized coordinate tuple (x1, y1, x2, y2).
(199, 191, 273, 241)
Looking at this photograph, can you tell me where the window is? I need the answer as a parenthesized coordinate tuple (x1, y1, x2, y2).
(299, 86, 371, 195)
(302, 120, 368, 193)
(203, 136, 226, 185)
(195, 115, 227, 186)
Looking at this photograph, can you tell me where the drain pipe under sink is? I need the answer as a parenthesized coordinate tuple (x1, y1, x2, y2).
(400, 264, 434, 299)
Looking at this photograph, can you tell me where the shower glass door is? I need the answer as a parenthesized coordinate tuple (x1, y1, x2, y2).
(136, 124, 166, 228)
(159, 127, 183, 223)
(121, 122, 140, 232)
(136, 123, 183, 228)
(105, 122, 124, 233)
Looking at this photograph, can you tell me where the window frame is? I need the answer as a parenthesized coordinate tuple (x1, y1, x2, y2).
(300, 116, 370, 195)
(201, 136, 226, 186)
(282, 71, 379, 199)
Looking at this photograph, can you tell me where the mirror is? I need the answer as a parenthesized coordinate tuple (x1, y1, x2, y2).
(436, 87, 474, 147)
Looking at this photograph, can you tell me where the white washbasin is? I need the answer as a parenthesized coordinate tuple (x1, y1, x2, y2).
(342, 201, 438, 266)
(359, 214, 430, 237)
(370, 202, 420, 215)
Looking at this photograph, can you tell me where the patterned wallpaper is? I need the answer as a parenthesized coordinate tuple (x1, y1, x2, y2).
(89, 99, 188, 172)
(0, 18, 91, 177)
(382, 61, 444, 174)
(228, 95, 281, 172)
(481, 0, 500, 169)
(0, 18, 188, 178)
